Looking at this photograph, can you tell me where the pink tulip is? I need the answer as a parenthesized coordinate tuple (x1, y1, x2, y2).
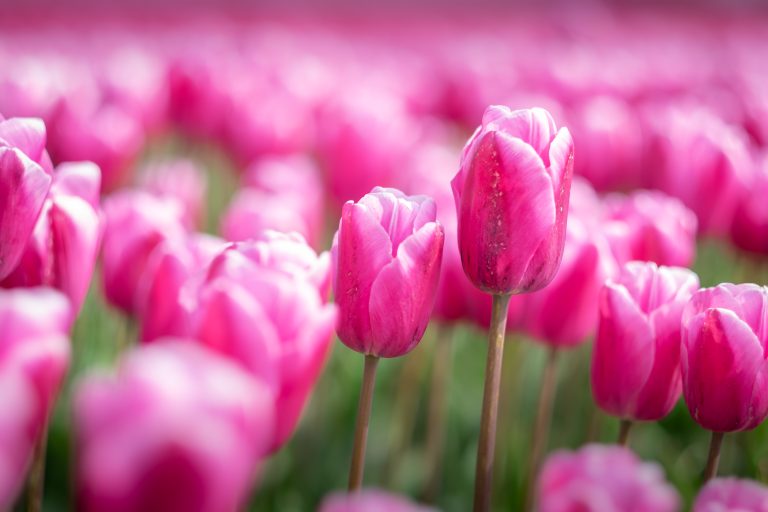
(694, 478, 768, 512)
(318, 489, 437, 512)
(451, 106, 574, 295)
(137, 233, 225, 343)
(0, 370, 38, 510)
(332, 187, 444, 357)
(538, 444, 680, 512)
(603, 190, 698, 268)
(74, 341, 275, 512)
(592, 262, 699, 421)
(730, 153, 768, 255)
(101, 190, 186, 315)
(0, 117, 53, 280)
(2, 161, 102, 312)
(522, 213, 618, 347)
(138, 159, 208, 230)
(681, 283, 768, 432)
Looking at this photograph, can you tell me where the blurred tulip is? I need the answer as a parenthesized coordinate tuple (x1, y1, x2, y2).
(221, 190, 316, 247)
(2, 162, 102, 312)
(538, 444, 680, 512)
(730, 153, 768, 255)
(138, 159, 208, 230)
(75, 341, 274, 512)
(332, 187, 444, 358)
(0, 117, 53, 280)
(523, 214, 618, 347)
(681, 283, 768, 432)
(137, 233, 225, 343)
(592, 262, 699, 421)
(693, 478, 768, 512)
(451, 105, 574, 295)
(0, 370, 38, 510)
(101, 190, 186, 315)
(603, 190, 698, 268)
(318, 489, 437, 512)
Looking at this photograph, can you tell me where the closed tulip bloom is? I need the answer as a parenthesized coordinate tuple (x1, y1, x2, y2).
(693, 478, 768, 512)
(592, 262, 699, 421)
(318, 490, 437, 512)
(2, 162, 102, 312)
(730, 153, 768, 255)
(603, 190, 698, 268)
(75, 342, 275, 512)
(681, 283, 768, 432)
(0, 117, 53, 280)
(523, 214, 618, 347)
(451, 106, 574, 295)
(101, 190, 186, 315)
(538, 444, 680, 512)
(332, 187, 444, 357)
(138, 159, 208, 230)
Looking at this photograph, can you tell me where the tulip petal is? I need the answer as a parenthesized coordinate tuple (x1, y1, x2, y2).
(0, 118, 47, 167)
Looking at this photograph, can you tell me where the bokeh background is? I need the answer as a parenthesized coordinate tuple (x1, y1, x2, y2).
(2, 0, 768, 510)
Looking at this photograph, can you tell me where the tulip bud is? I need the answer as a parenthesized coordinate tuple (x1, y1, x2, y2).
(0, 117, 53, 280)
(2, 161, 102, 313)
(693, 478, 768, 512)
(538, 444, 680, 512)
(74, 342, 274, 512)
(681, 283, 768, 432)
(318, 490, 437, 512)
(101, 190, 186, 315)
(592, 262, 699, 421)
(332, 187, 444, 357)
(451, 106, 574, 295)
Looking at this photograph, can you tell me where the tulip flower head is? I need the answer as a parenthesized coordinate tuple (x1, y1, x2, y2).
(332, 187, 444, 358)
(318, 489, 438, 512)
(592, 261, 699, 421)
(451, 106, 574, 295)
(681, 283, 768, 432)
(693, 478, 768, 512)
(538, 444, 680, 512)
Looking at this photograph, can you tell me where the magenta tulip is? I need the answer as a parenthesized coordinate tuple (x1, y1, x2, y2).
(75, 341, 274, 512)
(538, 444, 680, 512)
(681, 283, 768, 432)
(451, 105, 574, 295)
(332, 187, 444, 358)
(0, 370, 38, 510)
(591, 262, 699, 421)
(2, 161, 102, 312)
(101, 190, 186, 315)
(694, 478, 768, 512)
(138, 159, 208, 230)
(730, 153, 768, 255)
(603, 190, 697, 268)
(0, 117, 53, 280)
(318, 490, 437, 512)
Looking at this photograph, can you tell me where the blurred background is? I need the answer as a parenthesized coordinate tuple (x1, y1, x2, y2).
(2, 0, 768, 510)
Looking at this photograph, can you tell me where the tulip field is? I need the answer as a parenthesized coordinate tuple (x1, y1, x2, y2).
(2, 5, 768, 512)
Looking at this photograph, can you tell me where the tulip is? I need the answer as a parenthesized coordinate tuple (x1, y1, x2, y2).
(451, 105, 573, 512)
(0, 117, 53, 280)
(2, 161, 102, 313)
(138, 159, 208, 230)
(101, 190, 186, 315)
(730, 153, 768, 256)
(331, 187, 444, 490)
(451, 105, 574, 295)
(74, 341, 275, 512)
(318, 490, 437, 512)
(0, 287, 71, 510)
(603, 190, 698, 268)
(591, 262, 699, 445)
(537, 444, 680, 512)
(693, 478, 768, 512)
(681, 283, 768, 480)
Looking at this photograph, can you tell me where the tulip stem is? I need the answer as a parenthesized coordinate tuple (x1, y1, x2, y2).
(704, 431, 724, 482)
(618, 420, 633, 447)
(26, 419, 49, 512)
(348, 355, 379, 491)
(473, 293, 511, 512)
(523, 346, 560, 512)
(423, 326, 454, 502)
